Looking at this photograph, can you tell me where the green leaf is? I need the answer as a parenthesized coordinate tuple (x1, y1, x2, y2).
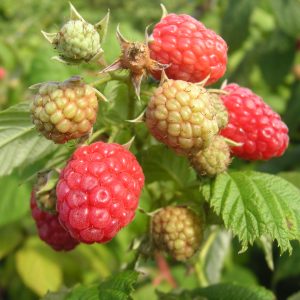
(98, 270, 138, 300)
(222, 265, 258, 286)
(271, 0, 300, 38)
(259, 146, 300, 173)
(195, 229, 231, 285)
(66, 285, 99, 300)
(279, 172, 300, 190)
(273, 241, 300, 284)
(42, 288, 70, 300)
(258, 235, 274, 270)
(157, 283, 275, 300)
(0, 225, 23, 258)
(229, 45, 260, 86)
(284, 81, 300, 139)
(201, 171, 300, 253)
(101, 81, 129, 124)
(288, 291, 300, 300)
(0, 102, 58, 176)
(259, 31, 295, 88)
(42, 271, 139, 300)
(16, 238, 63, 296)
(0, 174, 30, 227)
(140, 145, 196, 188)
(26, 46, 72, 85)
(221, 0, 257, 51)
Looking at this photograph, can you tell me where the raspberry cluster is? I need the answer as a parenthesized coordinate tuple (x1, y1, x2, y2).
(30, 141, 144, 250)
(145, 73, 231, 176)
(28, 3, 289, 260)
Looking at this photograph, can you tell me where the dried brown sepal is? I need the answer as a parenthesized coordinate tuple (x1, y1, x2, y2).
(100, 25, 168, 99)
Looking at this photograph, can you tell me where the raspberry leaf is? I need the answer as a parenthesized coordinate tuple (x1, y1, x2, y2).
(279, 171, 300, 189)
(0, 225, 23, 259)
(195, 229, 231, 285)
(157, 283, 275, 300)
(271, 0, 300, 38)
(42, 270, 138, 300)
(289, 291, 300, 300)
(140, 145, 196, 187)
(221, 0, 257, 52)
(97, 270, 138, 299)
(201, 171, 300, 254)
(0, 103, 58, 176)
(0, 175, 30, 227)
(259, 31, 295, 89)
(16, 238, 63, 296)
(272, 241, 300, 285)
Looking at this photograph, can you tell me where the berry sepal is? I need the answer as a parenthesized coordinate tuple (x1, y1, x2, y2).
(100, 25, 168, 99)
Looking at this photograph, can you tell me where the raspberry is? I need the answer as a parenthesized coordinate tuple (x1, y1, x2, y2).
(31, 191, 79, 251)
(220, 83, 289, 160)
(53, 20, 101, 63)
(56, 142, 144, 244)
(30, 76, 98, 144)
(42, 3, 108, 64)
(210, 93, 228, 130)
(146, 77, 219, 155)
(0, 67, 6, 80)
(151, 206, 202, 261)
(189, 135, 231, 176)
(149, 13, 227, 85)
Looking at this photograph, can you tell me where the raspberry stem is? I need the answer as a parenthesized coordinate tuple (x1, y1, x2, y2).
(153, 250, 177, 288)
(127, 82, 136, 120)
(90, 73, 127, 87)
(87, 128, 108, 143)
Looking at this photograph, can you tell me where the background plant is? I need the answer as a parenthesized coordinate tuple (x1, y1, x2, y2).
(0, 0, 300, 299)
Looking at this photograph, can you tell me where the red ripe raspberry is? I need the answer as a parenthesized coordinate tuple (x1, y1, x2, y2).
(0, 67, 6, 80)
(30, 193, 79, 251)
(220, 83, 289, 160)
(56, 142, 145, 244)
(149, 14, 227, 85)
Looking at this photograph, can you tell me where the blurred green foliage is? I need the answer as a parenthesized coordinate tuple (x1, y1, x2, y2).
(0, 0, 300, 299)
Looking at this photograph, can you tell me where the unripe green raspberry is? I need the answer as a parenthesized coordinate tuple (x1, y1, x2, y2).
(151, 206, 202, 261)
(210, 93, 228, 130)
(30, 76, 98, 144)
(189, 135, 231, 176)
(53, 20, 101, 63)
(42, 3, 109, 64)
(146, 78, 219, 155)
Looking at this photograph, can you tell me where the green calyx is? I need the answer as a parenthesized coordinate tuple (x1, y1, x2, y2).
(34, 170, 59, 213)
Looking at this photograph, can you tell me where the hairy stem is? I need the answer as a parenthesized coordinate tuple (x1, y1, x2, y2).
(127, 82, 136, 120)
